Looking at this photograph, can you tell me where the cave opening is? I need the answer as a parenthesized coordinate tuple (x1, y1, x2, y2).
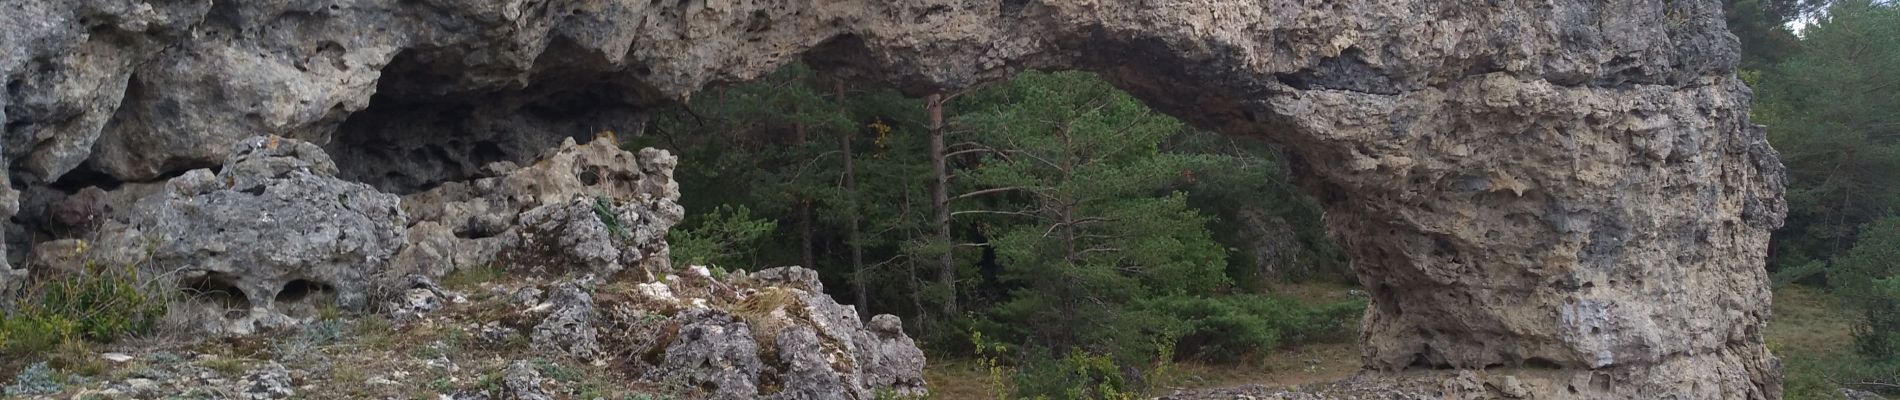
(326, 47, 666, 194)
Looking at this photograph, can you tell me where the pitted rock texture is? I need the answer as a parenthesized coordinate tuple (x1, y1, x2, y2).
(2, 0, 1783, 397)
(394, 136, 683, 280)
(88, 136, 406, 334)
(530, 282, 602, 360)
(599, 266, 929, 399)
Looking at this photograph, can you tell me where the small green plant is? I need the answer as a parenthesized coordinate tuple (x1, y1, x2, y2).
(594, 196, 632, 241)
(273, 318, 348, 361)
(532, 358, 584, 383)
(3, 362, 63, 396)
(971, 331, 1013, 400)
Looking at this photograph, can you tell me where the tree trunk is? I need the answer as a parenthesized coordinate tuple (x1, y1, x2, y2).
(839, 81, 868, 319)
(927, 93, 957, 317)
(1059, 123, 1078, 263)
(795, 120, 815, 269)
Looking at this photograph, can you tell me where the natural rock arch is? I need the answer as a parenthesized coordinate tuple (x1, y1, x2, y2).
(1, 0, 1784, 397)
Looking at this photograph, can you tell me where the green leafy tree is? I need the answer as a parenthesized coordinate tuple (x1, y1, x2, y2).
(950, 71, 1230, 390)
(669, 204, 778, 270)
(1755, 0, 1900, 273)
(1833, 217, 1900, 385)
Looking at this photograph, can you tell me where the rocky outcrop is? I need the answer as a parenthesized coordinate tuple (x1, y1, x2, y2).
(600, 266, 929, 399)
(92, 136, 406, 334)
(394, 136, 683, 280)
(2, 0, 1784, 397)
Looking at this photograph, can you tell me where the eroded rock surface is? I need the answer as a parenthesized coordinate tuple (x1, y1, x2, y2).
(394, 136, 683, 280)
(96, 136, 406, 334)
(600, 266, 930, 399)
(2, 0, 1784, 397)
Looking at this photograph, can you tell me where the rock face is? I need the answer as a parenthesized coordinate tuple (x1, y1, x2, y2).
(1, 0, 1784, 397)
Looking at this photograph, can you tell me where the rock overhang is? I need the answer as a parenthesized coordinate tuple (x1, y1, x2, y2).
(0, 0, 1786, 397)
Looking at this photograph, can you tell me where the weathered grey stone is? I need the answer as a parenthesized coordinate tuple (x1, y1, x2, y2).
(1840, 388, 1884, 400)
(394, 137, 681, 280)
(2, 0, 1784, 397)
(530, 283, 600, 360)
(752, 266, 825, 293)
(501, 360, 553, 400)
(237, 362, 294, 400)
(655, 310, 763, 400)
(96, 136, 407, 334)
(864, 314, 928, 395)
(607, 266, 926, 399)
(386, 275, 452, 321)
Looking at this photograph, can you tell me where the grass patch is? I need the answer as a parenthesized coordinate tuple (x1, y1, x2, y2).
(198, 356, 252, 377)
(441, 264, 508, 291)
(1769, 285, 1871, 399)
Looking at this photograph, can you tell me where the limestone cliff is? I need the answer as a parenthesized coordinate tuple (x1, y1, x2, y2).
(1, 0, 1786, 398)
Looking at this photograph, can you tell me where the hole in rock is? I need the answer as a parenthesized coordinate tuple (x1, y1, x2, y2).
(1524, 357, 1564, 369)
(180, 273, 250, 318)
(275, 279, 335, 304)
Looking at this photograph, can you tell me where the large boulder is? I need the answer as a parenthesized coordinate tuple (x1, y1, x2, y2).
(97, 136, 407, 334)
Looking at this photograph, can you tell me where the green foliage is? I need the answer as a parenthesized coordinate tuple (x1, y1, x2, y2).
(1165, 133, 1346, 285)
(1724, 0, 1817, 69)
(668, 204, 778, 268)
(652, 65, 1357, 395)
(1780, 355, 1850, 400)
(594, 195, 631, 240)
(1138, 295, 1364, 363)
(1, 259, 167, 358)
(1753, 0, 1900, 270)
(1010, 351, 1140, 400)
(1833, 217, 1900, 388)
(1733, 1, 1900, 393)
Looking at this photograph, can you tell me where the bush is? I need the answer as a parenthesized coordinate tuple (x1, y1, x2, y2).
(1011, 351, 1140, 400)
(1827, 217, 1900, 392)
(0, 257, 169, 359)
(3, 362, 61, 396)
(668, 204, 777, 269)
(1138, 294, 1364, 362)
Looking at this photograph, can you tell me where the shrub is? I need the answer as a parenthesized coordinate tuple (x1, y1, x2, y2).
(1, 258, 168, 358)
(4, 362, 63, 396)
(1010, 351, 1140, 400)
(1827, 216, 1900, 393)
(1138, 294, 1364, 362)
(668, 204, 777, 268)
